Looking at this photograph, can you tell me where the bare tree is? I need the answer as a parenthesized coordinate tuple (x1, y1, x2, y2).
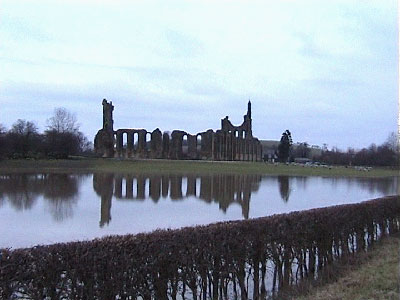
(46, 107, 79, 133)
(8, 119, 42, 157)
(384, 132, 398, 152)
(44, 108, 91, 158)
(11, 119, 38, 136)
(0, 124, 6, 158)
(0, 124, 6, 134)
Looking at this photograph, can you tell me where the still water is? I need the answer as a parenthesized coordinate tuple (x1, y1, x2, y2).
(0, 173, 399, 248)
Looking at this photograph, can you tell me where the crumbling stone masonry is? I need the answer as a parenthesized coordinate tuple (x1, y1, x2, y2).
(94, 99, 263, 161)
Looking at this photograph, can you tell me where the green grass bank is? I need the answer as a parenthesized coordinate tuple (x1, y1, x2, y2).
(0, 158, 398, 177)
(295, 234, 400, 300)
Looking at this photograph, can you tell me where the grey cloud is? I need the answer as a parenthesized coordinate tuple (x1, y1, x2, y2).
(293, 32, 329, 59)
(1, 15, 52, 42)
(301, 78, 363, 88)
(1, 56, 232, 102)
(0, 56, 43, 66)
(163, 29, 204, 58)
(182, 79, 232, 98)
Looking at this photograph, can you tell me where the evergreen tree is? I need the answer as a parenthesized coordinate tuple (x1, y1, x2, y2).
(278, 130, 292, 162)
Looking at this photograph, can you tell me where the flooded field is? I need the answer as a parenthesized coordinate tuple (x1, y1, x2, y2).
(0, 173, 398, 248)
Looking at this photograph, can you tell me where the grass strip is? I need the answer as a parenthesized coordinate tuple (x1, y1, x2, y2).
(295, 235, 400, 300)
(0, 158, 398, 177)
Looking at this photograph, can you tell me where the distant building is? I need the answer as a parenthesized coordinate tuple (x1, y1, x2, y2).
(261, 140, 323, 162)
(294, 157, 312, 164)
(260, 140, 280, 162)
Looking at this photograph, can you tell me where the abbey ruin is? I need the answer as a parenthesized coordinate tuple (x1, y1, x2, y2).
(94, 99, 263, 161)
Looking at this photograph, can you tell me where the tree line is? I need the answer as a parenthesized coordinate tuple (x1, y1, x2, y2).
(0, 108, 91, 159)
(318, 140, 399, 167)
(277, 130, 399, 167)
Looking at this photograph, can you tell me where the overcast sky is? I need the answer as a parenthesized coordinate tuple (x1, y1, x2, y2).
(0, 0, 398, 150)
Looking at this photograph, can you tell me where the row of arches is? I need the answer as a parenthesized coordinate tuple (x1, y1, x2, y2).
(213, 131, 263, 161)
(113, 128, 262, 161)
(114, 129, 204, 159)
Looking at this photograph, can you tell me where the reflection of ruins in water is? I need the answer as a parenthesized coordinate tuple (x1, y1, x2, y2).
(1, 173, 398, 228)
(93, 173, 262, 227)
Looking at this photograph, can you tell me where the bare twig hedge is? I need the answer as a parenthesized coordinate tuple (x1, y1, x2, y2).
(1, 196, 399, 299)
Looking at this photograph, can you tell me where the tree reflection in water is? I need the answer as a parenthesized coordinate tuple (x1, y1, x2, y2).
(278, 176, 290, 202)
(0, 174, 84, 221)
(0, 174, 41, 210)
(93, 173, 262, 227)
(43, 174, 82, 221)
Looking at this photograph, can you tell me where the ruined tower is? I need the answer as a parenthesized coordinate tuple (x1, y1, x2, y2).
(220, 101, 253, 138)
(94, 99, 115, 157)
(245, 100, 252, 138)
(102, 99, 114, 132)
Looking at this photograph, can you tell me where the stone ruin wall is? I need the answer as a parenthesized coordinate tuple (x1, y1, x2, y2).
(94, 99, 263, 161)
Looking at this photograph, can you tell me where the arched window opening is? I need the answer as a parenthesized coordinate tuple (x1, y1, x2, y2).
(122, 132, 128, 149)
(182, 135, 188, 154)
(133, 133, 138, 151)
(196, 135, 202, 152)
(146, 132, 151, 150)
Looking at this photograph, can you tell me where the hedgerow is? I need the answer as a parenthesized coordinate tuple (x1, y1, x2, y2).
(1, 196, 399, 299)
